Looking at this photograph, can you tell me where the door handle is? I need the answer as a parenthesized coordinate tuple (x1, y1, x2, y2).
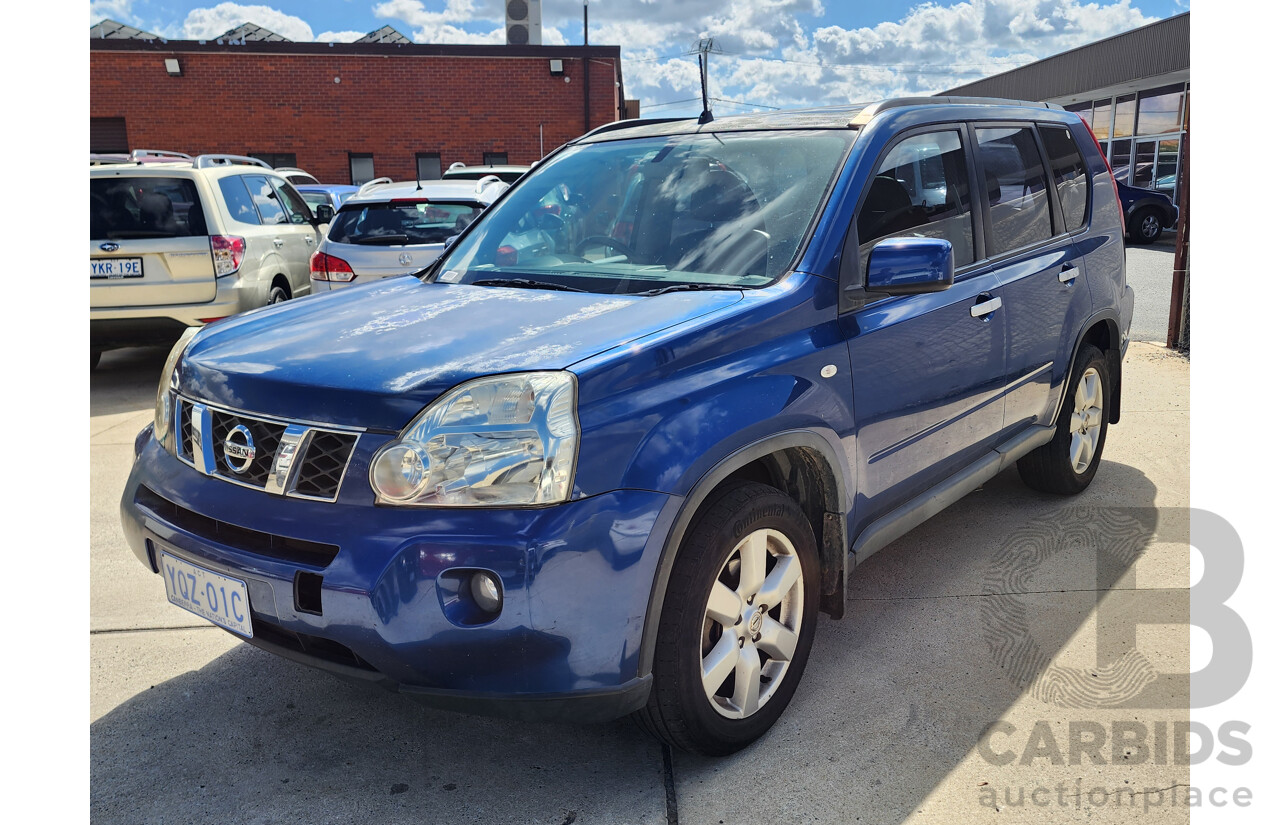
(304, 235, 314, 245)
(273, 238, 284, 249)
(1058, 264, 1078, 284)
(970, 296, 1002, 318)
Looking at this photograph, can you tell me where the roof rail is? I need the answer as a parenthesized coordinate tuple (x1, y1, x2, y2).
(90, 153, 131, 165)
(578, 116, 694, 140)
(357, 176, 393, 195)
(194, 154, 272, 170)
(850, 96, 1064, 126)
(474, 175, 502, 193)
(131, 149, 192, 161)
(447, 161, 467, 170)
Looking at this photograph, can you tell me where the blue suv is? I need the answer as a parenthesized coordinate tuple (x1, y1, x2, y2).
(121, 97, 1134, 755)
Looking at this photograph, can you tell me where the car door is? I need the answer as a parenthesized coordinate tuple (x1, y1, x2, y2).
(267, 177, 319, 296)
(971, 123, 1094, 431)
(841, 126, 1008, 528)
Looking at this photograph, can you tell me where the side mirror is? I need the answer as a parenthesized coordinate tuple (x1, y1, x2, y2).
(314, 204, 335, 223)
(866, 237, 954, 295)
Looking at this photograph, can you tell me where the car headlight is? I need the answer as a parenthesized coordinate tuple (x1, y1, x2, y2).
(370, 372, 578, 507)
(154, 327, 200, 454)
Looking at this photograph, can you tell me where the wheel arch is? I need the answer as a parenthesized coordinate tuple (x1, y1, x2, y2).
(1059, 311, 1122, 426)
(270, 274, 292, 299)
(636, 429, 851, 679)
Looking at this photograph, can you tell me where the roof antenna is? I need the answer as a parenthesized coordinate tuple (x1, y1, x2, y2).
(697, 38, 715, 124)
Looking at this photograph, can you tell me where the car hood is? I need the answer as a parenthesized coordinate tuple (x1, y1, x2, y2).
(177, 275, 743, 431)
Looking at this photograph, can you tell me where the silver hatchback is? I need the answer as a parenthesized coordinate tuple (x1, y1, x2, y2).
(309, 178, 506, 291)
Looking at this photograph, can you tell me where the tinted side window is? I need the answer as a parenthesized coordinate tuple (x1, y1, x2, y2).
(1038, 126, 1089, 232)
(857, 130, 974, 268)
(975, 127, 1052, 256)
(269, 178, 312, 224)
(218, 177, 261, 225)
(244, 175, 287, 225)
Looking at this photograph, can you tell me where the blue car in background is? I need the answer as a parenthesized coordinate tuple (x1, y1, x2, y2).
(295, 183, 360, 221)
(121, 97, 1133, 756)
(1116, 179, 1178, 244)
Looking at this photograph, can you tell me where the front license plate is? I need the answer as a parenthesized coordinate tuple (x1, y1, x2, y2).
(160, 552, 253, 638)
(90, 257, 143, 279)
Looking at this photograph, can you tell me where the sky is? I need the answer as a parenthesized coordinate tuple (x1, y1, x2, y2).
(89, 0, 1191, 117)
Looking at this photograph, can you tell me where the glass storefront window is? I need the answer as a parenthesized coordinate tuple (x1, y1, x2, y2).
(1137, 84, 1186, 136)
(1113, 94, 1136, 139)
(1133, 140, 1156, 189)
(1092, 98, 1113, 140)
(1156, 138, 1180, 196)
(1109, 138, 1132, 183)
(1066, 102, 1092, 130)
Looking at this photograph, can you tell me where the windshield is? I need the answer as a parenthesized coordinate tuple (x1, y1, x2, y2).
(327, 201, 486, 246)
(433, 130, 854, 294)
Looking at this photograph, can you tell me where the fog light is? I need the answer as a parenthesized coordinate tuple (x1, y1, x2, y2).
(470, 572, 502, 613)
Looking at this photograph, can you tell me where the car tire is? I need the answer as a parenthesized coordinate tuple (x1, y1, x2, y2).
(91, 349, 102, 370)
(1127, 207, 1163, 245)
(1017, 344, 1110, 495)
(268, 285, 290, 305)
(634, 481, 820, 756)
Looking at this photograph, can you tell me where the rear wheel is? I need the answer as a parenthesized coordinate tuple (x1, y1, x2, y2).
(1017, 344, 1110, 494)
(1128, 207, 1163, 244)
(268, 285, 289, 305)
(634, 481, 819, 755)
(90, 349, 102, 370)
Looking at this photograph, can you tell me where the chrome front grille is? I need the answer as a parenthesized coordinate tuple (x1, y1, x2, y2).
(174, 397, 361, 502)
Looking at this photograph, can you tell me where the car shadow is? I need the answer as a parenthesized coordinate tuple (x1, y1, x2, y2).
(672, 459, 1186, 823)
(90, 642, 667, 824)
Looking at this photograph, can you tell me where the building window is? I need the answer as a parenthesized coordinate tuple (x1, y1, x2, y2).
(1112, 94, 1136, 140)
(416, 152, 442, 180)
(483, 152, 509, 166)
(1109, 139, 1133, 184)
(250, 152, 297, 169)
(1064, 102, 1092, 131)
(1091, 99, 1113, 140)
(349, 153, 375, 185)
(90, 117, 129, 153)
(1137, 84, 1186, 136)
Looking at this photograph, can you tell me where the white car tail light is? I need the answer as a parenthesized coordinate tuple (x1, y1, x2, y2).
(310, 250, 356, 282)
(210, 235, 246, 276)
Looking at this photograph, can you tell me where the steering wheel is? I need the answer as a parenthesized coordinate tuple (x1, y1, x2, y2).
(574, 235, 638, 259)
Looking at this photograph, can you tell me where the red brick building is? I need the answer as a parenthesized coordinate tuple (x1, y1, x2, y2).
(90, 36, 627, 184)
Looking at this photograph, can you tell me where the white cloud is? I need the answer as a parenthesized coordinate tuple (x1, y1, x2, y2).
(89, 0, 134, 26)
(315, 30, 368, 42)
(181, 4, 315, 41)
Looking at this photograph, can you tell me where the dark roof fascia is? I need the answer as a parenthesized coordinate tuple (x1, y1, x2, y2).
(89, 38, 621, 60)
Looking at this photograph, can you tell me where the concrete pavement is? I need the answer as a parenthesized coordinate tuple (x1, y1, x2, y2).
(90, 333, 1190, 824)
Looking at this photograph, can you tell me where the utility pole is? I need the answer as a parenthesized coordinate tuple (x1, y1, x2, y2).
(1167, 97, 1190, 350)
(581, 1, 590, 133)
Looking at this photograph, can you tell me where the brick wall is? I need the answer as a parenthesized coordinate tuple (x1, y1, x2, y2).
(90, 44, 622, 183)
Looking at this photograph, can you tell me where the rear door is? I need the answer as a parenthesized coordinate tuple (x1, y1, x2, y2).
(971, 123, 1093, 431)
(266, 177, 319, 295)
(90, 174, 216, 308)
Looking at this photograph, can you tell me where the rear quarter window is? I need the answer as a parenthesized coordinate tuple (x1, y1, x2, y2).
(218, 176, 261, 225)
(90, 177, 208, 239)
(1038, 125, 1089, 232)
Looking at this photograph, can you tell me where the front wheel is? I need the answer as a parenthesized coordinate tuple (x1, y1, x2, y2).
(634, 481, 819, 755)
(1017, 344, 1110, 494)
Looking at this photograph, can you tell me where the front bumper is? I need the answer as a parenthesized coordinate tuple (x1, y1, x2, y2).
(120, 435, 678, 721)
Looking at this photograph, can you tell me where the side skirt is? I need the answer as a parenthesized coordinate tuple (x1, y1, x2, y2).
(849, 424, 1055, 567)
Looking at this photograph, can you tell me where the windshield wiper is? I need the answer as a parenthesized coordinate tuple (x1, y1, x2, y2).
(638, 283, 741, 296)
(472, 277, 587, 293)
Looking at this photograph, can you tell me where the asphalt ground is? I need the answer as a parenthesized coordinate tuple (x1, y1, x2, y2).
(90, 247, 1189, 824)
(1123, 233, 1178, 343)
